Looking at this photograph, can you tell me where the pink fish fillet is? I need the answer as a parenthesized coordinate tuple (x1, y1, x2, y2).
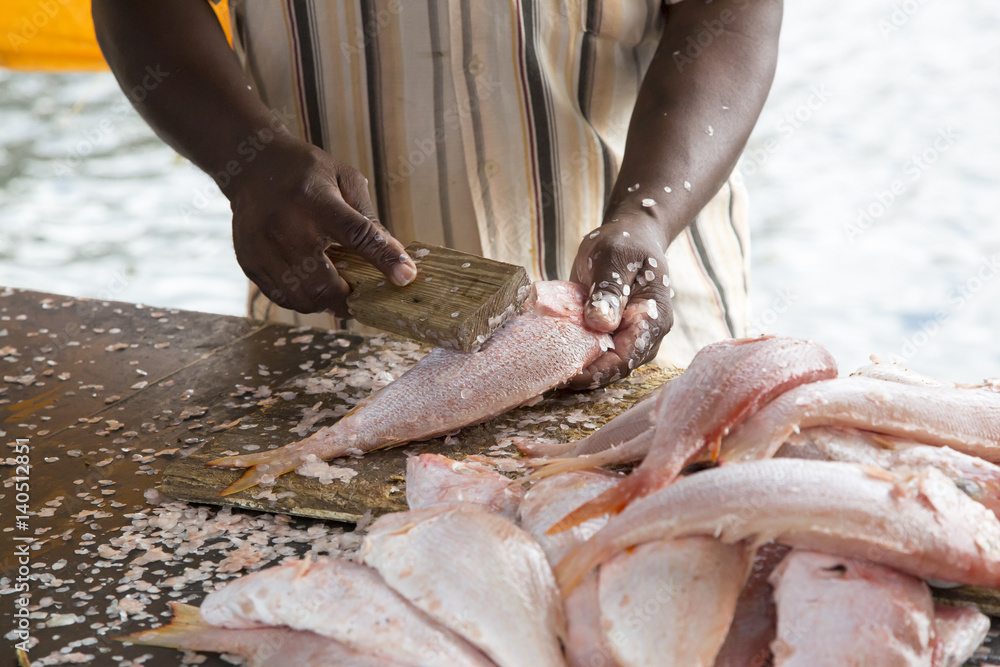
(719, 376, 1000, 466)
(405, 453, 524, 521)
(117, 602, 413, 667)
(768, 550, 935, 666)
(554, 459, 1000, 594)
(549, 337, 838, 532)
(776, 427, 1000, 517)
(598, 537, 751, 667)
(713, 542, 792, 667)
(192, 558, 492, 666)
(208, 281, 610, 495)
(932, 605, 991, 667)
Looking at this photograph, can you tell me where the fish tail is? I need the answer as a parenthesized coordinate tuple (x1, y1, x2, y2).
(116, 603, 216, 649)
(546, 468, 658, 534)
(210, 442, 312, 496)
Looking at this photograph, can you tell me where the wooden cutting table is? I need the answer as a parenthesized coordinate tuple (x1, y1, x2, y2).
(1, 287, 998, 666)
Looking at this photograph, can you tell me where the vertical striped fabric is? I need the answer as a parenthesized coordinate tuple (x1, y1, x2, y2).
(230, 0, 750, 368)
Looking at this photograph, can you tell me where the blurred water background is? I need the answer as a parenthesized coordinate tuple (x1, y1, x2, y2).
(1, 2, 998, 382)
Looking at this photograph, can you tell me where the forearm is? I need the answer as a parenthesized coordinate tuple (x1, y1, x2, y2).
(609, 0, 783, 243)
(92, 0, 291, 197)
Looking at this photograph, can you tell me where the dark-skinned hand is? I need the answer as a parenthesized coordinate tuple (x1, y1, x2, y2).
(566, 212, 675, 390)
(227, 136, 417, 317)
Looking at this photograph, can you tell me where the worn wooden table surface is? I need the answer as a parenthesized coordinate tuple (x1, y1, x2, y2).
(2, 287, 999, 666)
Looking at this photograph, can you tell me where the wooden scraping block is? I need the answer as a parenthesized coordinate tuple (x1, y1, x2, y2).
(325, 242, 532, 352)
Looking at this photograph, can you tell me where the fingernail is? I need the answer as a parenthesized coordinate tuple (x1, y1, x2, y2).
(392, 262, 417, 286)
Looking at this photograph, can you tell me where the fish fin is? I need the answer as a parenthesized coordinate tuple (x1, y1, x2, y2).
(546, 468, 658, 534)
(515, 438, 577, 457)
(553, 534, 612, 596)
(116, 603, 214, 648)
(525, 456, 603, 481)
(214, 443, 311, 496)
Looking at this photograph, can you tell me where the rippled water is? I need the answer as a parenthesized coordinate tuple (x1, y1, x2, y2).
(1, 2, 998, 381)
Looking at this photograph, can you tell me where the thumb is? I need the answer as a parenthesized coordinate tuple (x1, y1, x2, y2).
(584, 266, 633, 333)
(333, 170, 417, 286)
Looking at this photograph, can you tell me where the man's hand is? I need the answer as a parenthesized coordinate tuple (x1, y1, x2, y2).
(227, 138, 417, 316)
(566, 214, 674, 390)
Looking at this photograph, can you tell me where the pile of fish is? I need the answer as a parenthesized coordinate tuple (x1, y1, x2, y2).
(121, 282, 1000, 665)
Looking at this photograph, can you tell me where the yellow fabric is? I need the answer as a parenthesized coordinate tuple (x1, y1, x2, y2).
(0, 0, 231, 71)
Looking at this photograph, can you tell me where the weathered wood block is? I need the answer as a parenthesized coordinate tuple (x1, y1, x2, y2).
(326, 242, 531, 352)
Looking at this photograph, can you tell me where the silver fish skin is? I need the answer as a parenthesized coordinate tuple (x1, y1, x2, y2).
(713, 542, 792, 667)
(360, 507, 566, 667)
(210, 280, 611, 495)
(119, 603, 413, 667)
(769, 550, 935, 667)
(197, 558, 492, 667)
(720, 377, 1000, 465)
(554, 459, 1000, 594)
(932, 605, 990, 667)
(405, 453, 523, 520)
(550, 337, 838, 531)
(599, 537, 750, 667)
(777, 427, 1000, 517)
(519, 470, 622, 566)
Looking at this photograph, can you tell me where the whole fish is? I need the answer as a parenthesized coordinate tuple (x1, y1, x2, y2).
(768, 550, 935, 666)
(209, 281, 611, 495)
(554, 460, 1000, 594)
(119, 602, 413, 667)
(713, 542, 792, 667)
(549, 337, 838, 532)
(776, 427, 1000, 516)
(719, 377, 1000, 466)
(118, 559, 491, 667)
(360, 507, 566, 667)
(932, 605, 990, 667)
(598, 537, 751, 667)
(405, 453, 524, 520)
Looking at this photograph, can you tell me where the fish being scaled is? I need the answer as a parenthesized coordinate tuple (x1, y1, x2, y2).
(209, 281, 611, 495)
(554, 459, 1000, 594)
(768, 550, 935, 666)
(598, 537, 751, 667)
(405, 453, 524, 520)
(932, 605, 991, 667)
(360, 506, 566, 667)
(119, 558, 492, 667)
(718, 377, 1000, 466)
(776, 427, 1000, 517)
(549, 337, 838, 531)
